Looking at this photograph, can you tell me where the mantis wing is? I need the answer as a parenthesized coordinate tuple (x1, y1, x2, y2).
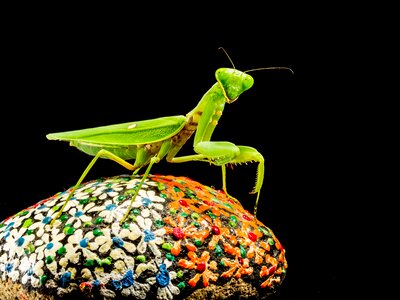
(46, 115, 187, 145)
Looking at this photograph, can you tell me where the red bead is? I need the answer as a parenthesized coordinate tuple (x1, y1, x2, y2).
(242, 214, 251, 221)
(178, 199, 188, 207)
(211, 225, 220, 235)
(203, 200, 214, 206)
(248, 232, 257, 242)
(173, 227, 185, 240)
(268, 265, 277, 275)
(196, 262, 206, 272)
(227, 199, 235, 204)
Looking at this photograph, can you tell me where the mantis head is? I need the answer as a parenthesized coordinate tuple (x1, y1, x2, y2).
(216, 68, 254, 104)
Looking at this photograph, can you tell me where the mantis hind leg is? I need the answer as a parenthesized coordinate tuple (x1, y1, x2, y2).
(51, 149, 136, 225)
(120, 139, 173, 224)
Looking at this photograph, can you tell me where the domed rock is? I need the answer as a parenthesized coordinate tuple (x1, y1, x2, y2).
(0, 174, 287, 299)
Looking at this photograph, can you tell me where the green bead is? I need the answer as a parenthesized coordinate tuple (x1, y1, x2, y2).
(26, 229, 34, 235)
(93, 228, 103, 236)
(229, 221, 237, 228)
(267, 238, 275, 245)
(176, 270, 184, 278)
(64, 226, 75, 235)
(85, 259, 95, 267)
(94, 217, 104, 224)
(180, 212, 188, 217)
(224, 203, 233, 209)
(166, 253, 175, 261)
(162, 243, 173, 251)
(169, 208, 176, 215)
(51, 205, 61, 211)
(177, 282, 186, 289)
(40, 275, 48, 285)
(155, 220, 164, 228)
(18, 210, 29, 216)
(83, 221, 92, 227)
(45, 256, 54, 264)
(215, 245, 223, 257)
(133, 209, 140, 216)
(194, 239, 202, 246)
(117, 195, 125, 202)
(208, 212, 216, 219)
(79, 199, 89, 205)
(191, 212, 200, 220)
(193, 221, 200, 227)
(60, 214, 69, 222)
(258, 226, 270, 236)
(22, 218, 33, 228)
(136, 255, 146, 263)
(99, 257, 112, 266)
(57, 246, 66, 256)
(240, 245, 246, 258)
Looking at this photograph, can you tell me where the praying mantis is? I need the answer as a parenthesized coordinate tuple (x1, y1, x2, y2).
(47, 50, 292, 225)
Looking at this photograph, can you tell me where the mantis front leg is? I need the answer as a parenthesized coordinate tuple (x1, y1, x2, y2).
(169, 141, 265, 218)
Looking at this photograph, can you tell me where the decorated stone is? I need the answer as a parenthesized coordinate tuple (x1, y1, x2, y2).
(0, 174, 287, 299)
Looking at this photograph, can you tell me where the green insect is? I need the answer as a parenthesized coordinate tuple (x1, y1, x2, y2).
(47, 50, 292, 225)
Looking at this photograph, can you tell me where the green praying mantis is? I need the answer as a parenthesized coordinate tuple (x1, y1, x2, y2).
(47, 50, 293, 225)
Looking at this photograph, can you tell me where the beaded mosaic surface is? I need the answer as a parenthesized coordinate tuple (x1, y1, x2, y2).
(0, 174, 287, 299)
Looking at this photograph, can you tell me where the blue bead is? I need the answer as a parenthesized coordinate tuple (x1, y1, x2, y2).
(15, 237, 25, 247)
(144, 229, 155, 242)
(156, 264, 170, 287)
(112, 237, 124, 248)
(42, 216, 52, 224)
(80, 238, 89, 248)
(60, 271, 71, 288)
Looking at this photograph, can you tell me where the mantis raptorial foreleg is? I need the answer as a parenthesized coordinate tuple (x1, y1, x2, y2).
(169, 142, 265, 217)
(229, 146, 265, 217)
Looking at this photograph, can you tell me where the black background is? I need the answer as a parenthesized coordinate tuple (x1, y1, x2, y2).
(1, 4, 378, 300)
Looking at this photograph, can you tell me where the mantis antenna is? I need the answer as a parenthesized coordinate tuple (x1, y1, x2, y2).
(218, 47, 236, 69)
(218, 47, 294, 75)
(245, 67, 294, 75)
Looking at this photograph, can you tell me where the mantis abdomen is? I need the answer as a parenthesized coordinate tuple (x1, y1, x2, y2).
(70, 141, 140, 160)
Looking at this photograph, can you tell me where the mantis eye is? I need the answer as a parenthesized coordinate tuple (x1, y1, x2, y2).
(242, 74, 254, 91)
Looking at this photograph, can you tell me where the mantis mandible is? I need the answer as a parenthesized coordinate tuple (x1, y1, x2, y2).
(47, 50, 292, 225)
